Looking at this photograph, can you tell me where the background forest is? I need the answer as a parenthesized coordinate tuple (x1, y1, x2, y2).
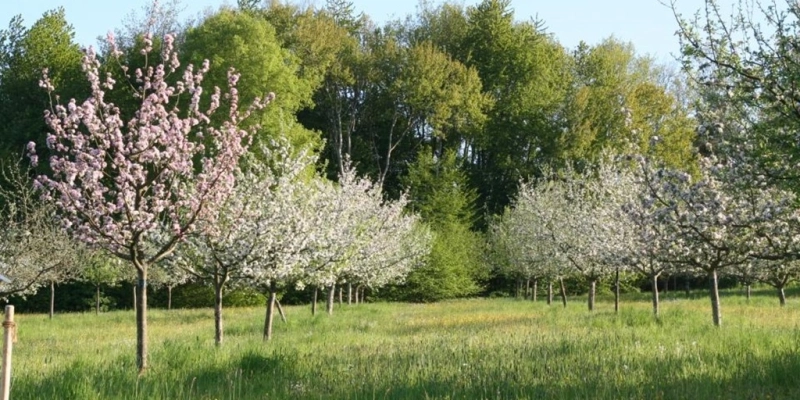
(0, 0, 792, 314)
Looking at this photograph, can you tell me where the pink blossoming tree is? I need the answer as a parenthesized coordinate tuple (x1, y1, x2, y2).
(28, 32, 271, 373)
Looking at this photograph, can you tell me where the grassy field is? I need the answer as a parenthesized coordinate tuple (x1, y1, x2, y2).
(7, 288, 800, 399)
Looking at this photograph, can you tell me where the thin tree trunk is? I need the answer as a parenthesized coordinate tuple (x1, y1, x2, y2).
(361, 287, 367, 303)
(312, 288, 318, 315)
(338, 286, 343, 305)
(652, 274, 660, 317)
(276, 297, 287, 323)
(525, 278, 530, 300)
(133, 284, 137, 313)
(515, 279, 521, 298)
(214, 283, 224, 345)
(135, 269, 148, 373)
(168, 286, 172, 310)
(532, 279, 538, 302)
(559, 277, 567, 308)
(264, 284, 277, 341)
(684, 279, 690, 297)
(588, 280, 596, 311)
(355, 285, 361, 304)
(614, 268, 620, 314)
(778, 286, 786, 307)
(347, 282, 352, 305)
(745, 283, 751, 301)
(95, 285, 100, 315)
(49, 280, 55, 320)
(327, 284, 335, 316)
(547, 280, 553, 305)
(709, 269, 722, 327)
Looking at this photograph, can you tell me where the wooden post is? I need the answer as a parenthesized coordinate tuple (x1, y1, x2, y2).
(1, 305, 15, 400)
(275, 298, 287, 323)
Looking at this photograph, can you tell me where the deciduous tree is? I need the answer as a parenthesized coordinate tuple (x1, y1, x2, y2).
(29, 33, 268, 372)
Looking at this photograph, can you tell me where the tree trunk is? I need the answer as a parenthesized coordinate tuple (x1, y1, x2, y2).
(347, 283, 352, 305)
(95, 285, 100, 315)
(559, 277, 567, 308)
(745, 283, 751, 301)
(684, 279, 691, 297)
(651, 274, 660, 317)
(276, 297, 287, 323)
(49, 280, 55, 320)
(168, 286, 173, 310)
(588, 280, 596, 311)
(327, 284, 335, 316)
(355, 285, 361, 304)
(525, 278, 530, 300)
(311, 288, 318, 315)
(264, 284, 277, 341)
(338, 286, 343, 305)
(532, 279, 538, 302)
(133, 284, 137, 313)
(515, 279, 521, 298)
(361, 287, 367, 303)
(778, 286, 786, 307)
(214, 283, 224, 345)
(614, 268, 620, 313)
(547, 280, 553, 305)
(709, 269, 722, 327)
(135, 269, 148, 373)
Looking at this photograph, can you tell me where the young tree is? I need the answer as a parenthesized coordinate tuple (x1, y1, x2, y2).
(81, 249, 126, 314)
(636, 158, 760, 326)
(28, 32, 269, 372)
(177, 141, 314, 344)
(622, 157, 684, 317)
(307, 164, 432, 309)
(399, 150, 486, 302)
(488, 209, 557, 303)
(237, 162, 326, 340)
(509, 172, 575, 308)
(546, 164, 620, 311)
(0, 162, 82, 301)
(149, 252, 191, 311)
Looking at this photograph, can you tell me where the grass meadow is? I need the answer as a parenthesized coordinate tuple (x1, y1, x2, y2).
(8, 288, 800, 399)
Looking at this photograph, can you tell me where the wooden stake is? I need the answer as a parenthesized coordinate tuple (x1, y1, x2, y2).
(1, 305, 15, 400)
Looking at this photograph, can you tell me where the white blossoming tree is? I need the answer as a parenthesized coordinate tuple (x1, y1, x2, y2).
(300, 165, 430, 315)
(0, 163, 82, 302)
(175, 141, 315, 344)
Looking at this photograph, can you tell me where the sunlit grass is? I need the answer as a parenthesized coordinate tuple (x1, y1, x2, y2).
(8, 289, 800, 399)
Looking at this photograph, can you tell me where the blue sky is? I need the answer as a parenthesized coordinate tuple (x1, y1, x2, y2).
(1, 0, 735, 63)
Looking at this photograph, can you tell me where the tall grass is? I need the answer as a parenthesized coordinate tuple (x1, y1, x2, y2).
(8, 289, 800, 399)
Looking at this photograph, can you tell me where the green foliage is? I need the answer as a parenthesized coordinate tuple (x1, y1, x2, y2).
(401, 222, 486, 302)
(561, 38, 697, 171)
(398, 150, 487, 302)
(0, 8, 84, 161)
(80, 250, 126, 289)
(169, 283, 265, 309)
(461, 0, 574, 215)
(181, 9, 320, 153)
(402, 149, 477, 225)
